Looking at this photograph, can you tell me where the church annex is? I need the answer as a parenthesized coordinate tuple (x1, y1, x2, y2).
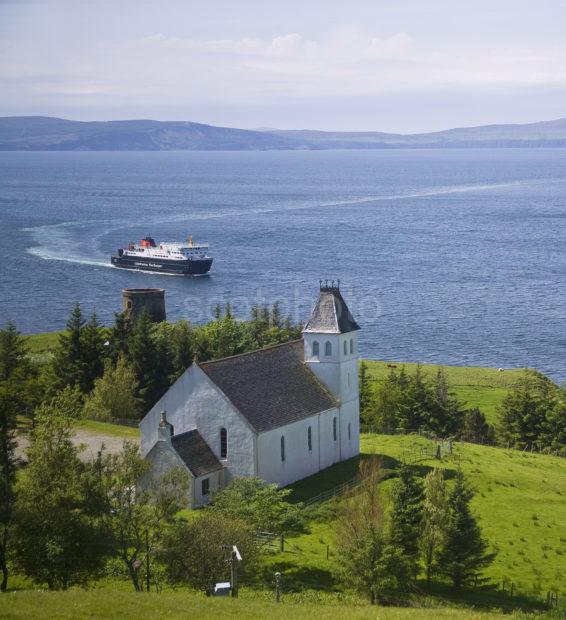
(140, 282, 361, 508)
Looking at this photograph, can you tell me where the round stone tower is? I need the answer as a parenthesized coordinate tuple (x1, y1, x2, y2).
(122, 288, 166, 323)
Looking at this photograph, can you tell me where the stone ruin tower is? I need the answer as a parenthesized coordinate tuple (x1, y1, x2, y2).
(122, 288, 166, 322)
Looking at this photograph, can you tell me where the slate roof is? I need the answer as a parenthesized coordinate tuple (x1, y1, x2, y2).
(303, 287, 360, 334)
(199, 340, 338, 433)
(171, 429, 223, 477)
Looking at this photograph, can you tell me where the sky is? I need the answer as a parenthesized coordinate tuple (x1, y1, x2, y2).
(1, 0, 565, 132)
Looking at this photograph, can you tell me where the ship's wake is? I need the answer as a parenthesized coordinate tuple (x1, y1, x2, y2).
(22, 178, 548, 267)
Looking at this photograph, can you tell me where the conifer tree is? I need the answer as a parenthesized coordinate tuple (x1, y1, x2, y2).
(358, 361, 374, 426)
(437, 470, 494, 588)
(50, 302, 86, 392)
(428, 368, 463, 436)
(0, 322, 29, 382)
(461, 408, 494, 444)
(169, 320, 194, 382)
(388, 464, 424, 580)
(81, 312, 106, 393)
(498, 370, 556, 449)
(109, 312, 133, 362)
(127, 310, 162, 412)
(397, 366, 429, 432)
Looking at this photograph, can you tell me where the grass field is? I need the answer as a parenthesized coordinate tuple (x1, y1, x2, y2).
(275, 434, 566, 604)
(363, 360, 525, 423)
(0, 589, 530, 619)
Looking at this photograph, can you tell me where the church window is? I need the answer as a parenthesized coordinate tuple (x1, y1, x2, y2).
(312, 341, 319, 356)
(348, 423, 351, 440)
(307, 426, 312, 451)
(333, 417, 337, 441)
(281, 436, 286, 462)
(201, 478, 210, 496)
(325, 341, 332, 356)
(350, 338, 354, 354)
(220, 427, 227, 459)
(343, 341, 347, 355)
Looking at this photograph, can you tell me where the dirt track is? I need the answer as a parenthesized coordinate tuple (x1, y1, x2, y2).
(16, 429, 140, 462)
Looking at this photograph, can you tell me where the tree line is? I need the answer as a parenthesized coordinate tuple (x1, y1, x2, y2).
(359, 363, 566, 454)
(337, 458, 494, 604)
(3, 301, 301, 425)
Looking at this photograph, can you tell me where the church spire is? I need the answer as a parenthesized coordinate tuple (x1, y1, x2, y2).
(303, 280, 360, 335)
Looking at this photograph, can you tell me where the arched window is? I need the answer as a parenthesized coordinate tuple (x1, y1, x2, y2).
(343, 341, 348, 355)
(348, 423, 351, 440)
(307, 426, 312, 451)
(325, 341, 332, 356)
(281, 436, 286, 462)
(333, 417, 337, 441)
(220, 427, 227, 459)
(312, 341, 319, 356)
(350, 338, 354, 354)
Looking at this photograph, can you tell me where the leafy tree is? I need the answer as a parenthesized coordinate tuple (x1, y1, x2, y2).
(159, 512, 258, 595)
(388, 464, 424, 580)
(498, 370, 557, 449)
(101, 442, 188, 591)
(420, 468, 449, 584)
(12, 387, 109, 589)
(336, 457, 410, 604)
(460, 408, 494, 444)
(437, 470, 495, 588)
(83, 358, 142, 421)
(0, 386, 18, 591)
(209, 477, 305, 535)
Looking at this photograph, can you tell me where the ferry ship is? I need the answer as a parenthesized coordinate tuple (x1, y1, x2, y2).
(111, 236, 213, 276)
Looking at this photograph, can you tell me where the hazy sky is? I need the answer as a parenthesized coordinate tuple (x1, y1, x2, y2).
(1, 0, 565, 131)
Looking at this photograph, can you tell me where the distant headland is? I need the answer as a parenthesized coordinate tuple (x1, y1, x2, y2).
(2, 115, 566, 151)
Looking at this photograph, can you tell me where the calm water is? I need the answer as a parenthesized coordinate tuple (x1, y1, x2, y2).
(2, 149, 566, 379)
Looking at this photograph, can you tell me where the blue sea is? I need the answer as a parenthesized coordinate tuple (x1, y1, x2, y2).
(2, 149, 566, 379)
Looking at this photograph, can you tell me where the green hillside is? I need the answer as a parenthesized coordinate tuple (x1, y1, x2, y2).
(274, 434, 566, 604)
(363, 360, 524, 423)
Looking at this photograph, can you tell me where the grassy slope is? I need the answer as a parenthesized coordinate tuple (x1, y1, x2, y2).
(0, 590, 515, 620)
(364, 361, 524, 423)
(278, 435, 566, 601)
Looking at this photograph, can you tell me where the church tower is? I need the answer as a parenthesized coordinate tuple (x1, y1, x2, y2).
(303, 281, 360, 406)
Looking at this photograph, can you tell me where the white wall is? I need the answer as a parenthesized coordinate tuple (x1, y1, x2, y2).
(140, 364, 257, 481)
(257, 407, 339, 487)
(194, 470, 223, 507)
(141, 439, 194, 507)
(303, 331, 359, 404)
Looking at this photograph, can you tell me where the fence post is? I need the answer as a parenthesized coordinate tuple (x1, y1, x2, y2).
(275, 572, 281, 603)
(326, 545, 329, 560)
(280, 533, 284, 552)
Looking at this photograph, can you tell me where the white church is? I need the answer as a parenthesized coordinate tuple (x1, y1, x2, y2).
(140, 282, 361, 508)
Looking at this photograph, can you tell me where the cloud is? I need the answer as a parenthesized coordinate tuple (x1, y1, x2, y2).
(2, 27, 566, 115)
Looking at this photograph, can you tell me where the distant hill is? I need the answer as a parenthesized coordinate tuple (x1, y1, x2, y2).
(2, 115, 566, 150)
